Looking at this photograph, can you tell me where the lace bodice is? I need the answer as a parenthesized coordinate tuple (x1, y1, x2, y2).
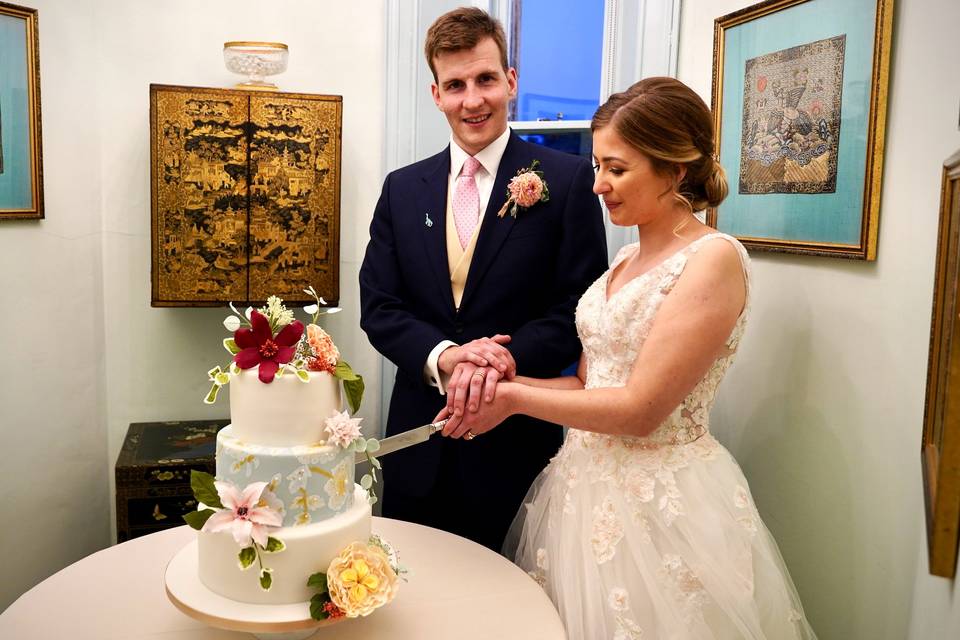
(572, 232, 750, 447)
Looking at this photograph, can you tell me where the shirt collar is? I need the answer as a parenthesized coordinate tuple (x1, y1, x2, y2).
(449, 127, 511, 178)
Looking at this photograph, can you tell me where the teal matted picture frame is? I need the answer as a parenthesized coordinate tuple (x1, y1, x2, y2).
(707, 0, 893, 260)
(0, 1, 42, 220)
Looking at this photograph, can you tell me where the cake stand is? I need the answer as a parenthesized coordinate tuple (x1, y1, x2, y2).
(165, 540, 342, 640)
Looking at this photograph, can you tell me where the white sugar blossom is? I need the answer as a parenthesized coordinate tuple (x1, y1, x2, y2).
(324, 410, 363, 448)
(223, 315, 242, 331)
(260, 295, 294, 328)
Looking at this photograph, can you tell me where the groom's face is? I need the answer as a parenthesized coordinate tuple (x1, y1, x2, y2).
(431, 37, 517, 156)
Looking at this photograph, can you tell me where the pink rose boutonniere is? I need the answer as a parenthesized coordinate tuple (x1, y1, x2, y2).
(497, 159, 550, 218)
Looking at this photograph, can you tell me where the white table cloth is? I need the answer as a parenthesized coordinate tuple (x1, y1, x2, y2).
(1, 517, 566, 639)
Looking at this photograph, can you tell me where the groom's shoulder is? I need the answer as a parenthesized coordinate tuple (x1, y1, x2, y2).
(385, 148, 448, 185)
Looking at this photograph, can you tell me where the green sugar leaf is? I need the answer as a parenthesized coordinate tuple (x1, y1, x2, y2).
(259, 568, 273, 591)
(203, 382, 220, 405)
(214, 372, 230, 386)
(333, 360, 359, 381)
(343, 377, 364, 413)
(191, 470, 223, 508)
(238, 547, 256, 570)
(307, 572, 328, 592)
(296, 369, 310, 383)
(183, 508, 216, 530)
(223, 338, 240, 354)
(264, 537, 286, 553)
(360, 474, 373, 490)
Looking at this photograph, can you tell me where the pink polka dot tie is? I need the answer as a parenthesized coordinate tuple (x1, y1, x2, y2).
(453, 156, 481, 249)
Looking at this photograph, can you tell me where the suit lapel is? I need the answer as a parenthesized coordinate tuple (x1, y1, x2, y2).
(417, 149, 456, 313)
(460, 134, 526, 310)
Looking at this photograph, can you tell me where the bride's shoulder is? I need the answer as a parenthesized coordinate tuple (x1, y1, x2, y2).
(687, 233, 748, 267)
(681, 233, 750, 290)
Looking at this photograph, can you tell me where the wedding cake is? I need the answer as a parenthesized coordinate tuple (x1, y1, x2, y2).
(185, 290, 400, 620)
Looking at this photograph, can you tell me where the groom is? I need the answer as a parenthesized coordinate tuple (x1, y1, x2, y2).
(359, 7, 607, 551)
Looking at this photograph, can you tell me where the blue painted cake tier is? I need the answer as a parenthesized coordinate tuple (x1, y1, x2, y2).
(215, 425, 355, 527)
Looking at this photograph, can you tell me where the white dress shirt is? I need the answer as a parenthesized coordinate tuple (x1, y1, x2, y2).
(423, 127, 512, 394)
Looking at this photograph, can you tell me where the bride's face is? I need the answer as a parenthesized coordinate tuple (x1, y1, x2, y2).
(592, 127, 679, 227)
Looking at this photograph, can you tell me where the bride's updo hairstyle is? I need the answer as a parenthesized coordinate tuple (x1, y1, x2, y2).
(591, 77, 728, 212)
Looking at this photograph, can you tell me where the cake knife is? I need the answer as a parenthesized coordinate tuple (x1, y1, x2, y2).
(354, 419, 447, 463)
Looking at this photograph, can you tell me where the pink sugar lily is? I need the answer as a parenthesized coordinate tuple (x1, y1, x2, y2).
(233, 310, 304, 383)
(201, 480, 283, 547)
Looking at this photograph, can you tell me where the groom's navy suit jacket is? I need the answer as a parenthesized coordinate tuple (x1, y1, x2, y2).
(359, 132, 607, 549)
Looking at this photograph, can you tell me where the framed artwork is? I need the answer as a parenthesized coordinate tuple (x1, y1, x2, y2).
(921, 149, 960, 579)
(0, 2, 42, 220)
(707, 0, 893, 259)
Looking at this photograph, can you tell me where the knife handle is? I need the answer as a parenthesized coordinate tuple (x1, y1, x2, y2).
(429, 419, 448, 434)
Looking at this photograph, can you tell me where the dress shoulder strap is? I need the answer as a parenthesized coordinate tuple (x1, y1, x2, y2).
(685, 232, 752, 308)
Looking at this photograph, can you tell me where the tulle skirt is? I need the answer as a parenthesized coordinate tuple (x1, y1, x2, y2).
(503, 430, 817, 640)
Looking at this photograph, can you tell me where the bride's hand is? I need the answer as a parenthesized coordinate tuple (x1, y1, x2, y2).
(446, 363, 502, 419)
(440, 382, 517, 439)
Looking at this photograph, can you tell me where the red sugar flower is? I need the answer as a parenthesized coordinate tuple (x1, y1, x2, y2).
(233, 310, 304, 383)
(323, 601, 345, 619)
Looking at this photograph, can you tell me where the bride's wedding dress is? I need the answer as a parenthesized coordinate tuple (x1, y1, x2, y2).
(505, 233, 817, 639)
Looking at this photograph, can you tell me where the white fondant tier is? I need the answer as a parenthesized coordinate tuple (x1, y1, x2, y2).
(216, 425, 355, 527)
(198, 485, 372, 605)
(228, 369, 343, 447)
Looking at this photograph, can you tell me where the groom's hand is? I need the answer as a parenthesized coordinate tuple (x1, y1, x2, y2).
(438, 335, 516, 379)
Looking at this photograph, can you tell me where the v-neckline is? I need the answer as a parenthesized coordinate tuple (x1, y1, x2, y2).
(603, 233, 720, 304)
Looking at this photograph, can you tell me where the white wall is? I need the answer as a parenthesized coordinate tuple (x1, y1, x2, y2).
(679, 0, 960, 638)
(1, 0, 385, 611)
(0, 0, 107, 612)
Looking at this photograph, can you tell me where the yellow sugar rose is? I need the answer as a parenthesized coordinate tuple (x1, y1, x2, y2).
(326, 541, 399, 617)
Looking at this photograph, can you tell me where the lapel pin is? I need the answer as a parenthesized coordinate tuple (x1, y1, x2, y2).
(424, 213, 434, 228)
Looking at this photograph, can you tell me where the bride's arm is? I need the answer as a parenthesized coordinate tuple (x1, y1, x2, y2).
(510, 357, 586, 391)
(442, 239, 745, 439)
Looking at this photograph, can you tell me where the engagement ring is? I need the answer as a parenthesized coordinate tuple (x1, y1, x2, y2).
(465, 431, 476, 440)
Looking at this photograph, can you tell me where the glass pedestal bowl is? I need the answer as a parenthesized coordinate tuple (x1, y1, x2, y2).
(223, 41, 289, 90)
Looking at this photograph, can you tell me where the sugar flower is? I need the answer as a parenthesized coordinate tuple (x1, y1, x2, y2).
(324, 410, 362, 448)
(327, 542, 399, 617)
(233, 309, 304, 383)
(201, 480, 283, 547)
(306, 323, 340, 373)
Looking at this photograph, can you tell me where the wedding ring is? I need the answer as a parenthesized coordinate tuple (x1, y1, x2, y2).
(464, 431, 476, 440)
(472, 371, 485, 379)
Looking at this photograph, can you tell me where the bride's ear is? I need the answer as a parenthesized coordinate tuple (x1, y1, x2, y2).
(674, 164, 687, 187)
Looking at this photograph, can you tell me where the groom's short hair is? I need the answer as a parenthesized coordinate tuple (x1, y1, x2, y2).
(424, 7, 509, 83)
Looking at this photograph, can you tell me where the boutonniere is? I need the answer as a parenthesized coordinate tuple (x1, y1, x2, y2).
(497, 159, 550, 218)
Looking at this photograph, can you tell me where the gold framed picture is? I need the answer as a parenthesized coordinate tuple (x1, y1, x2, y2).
(0, 1, 43, 220)
(707, 0, 894, 260)
(922, 148, 960, 578)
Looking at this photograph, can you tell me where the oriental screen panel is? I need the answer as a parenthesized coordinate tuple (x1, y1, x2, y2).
(247, 93, 342, 305)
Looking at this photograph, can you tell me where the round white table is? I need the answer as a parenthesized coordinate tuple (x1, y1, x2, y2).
(0, 518, 566, 639)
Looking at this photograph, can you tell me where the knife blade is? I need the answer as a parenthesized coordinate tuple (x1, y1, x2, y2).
(355, 419, 447, 464)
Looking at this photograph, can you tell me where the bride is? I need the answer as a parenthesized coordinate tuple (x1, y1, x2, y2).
(437, 77, 817, 639)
